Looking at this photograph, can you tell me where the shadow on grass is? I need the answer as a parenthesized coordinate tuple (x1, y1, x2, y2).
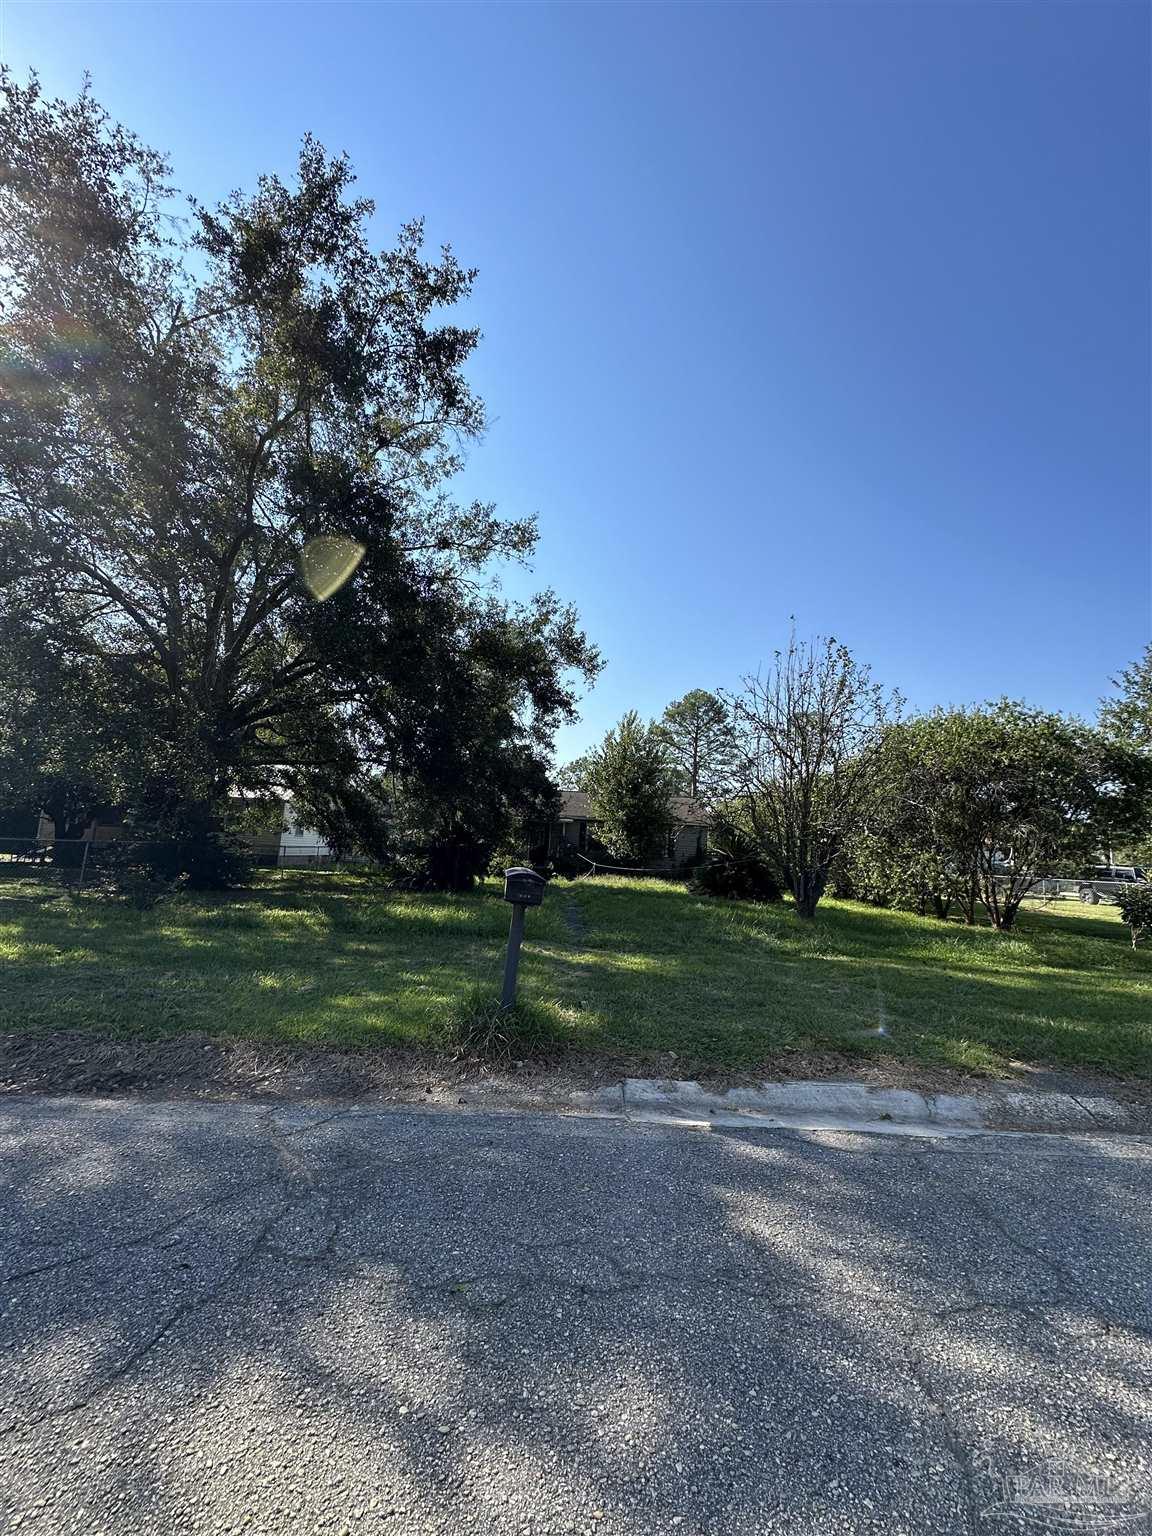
(0, 875, 526, 1048)
(1, 873, 1148, 1076)
(556, 881, 1152, 1076)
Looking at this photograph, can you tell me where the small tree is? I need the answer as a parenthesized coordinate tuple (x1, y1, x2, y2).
(722, 635, 898, 918)
(583, 712, 680, 863)
(959, 706, 1150, 930)
(841, 714, 995, 925)
(1099, 645, 1152, 867)
(1100, 644, 1152, 751)
(1117, 887, 1152, 950)
(555, 754, 593, 791)
(858, 706, 1151, 931)
(655, 690, 732, 803)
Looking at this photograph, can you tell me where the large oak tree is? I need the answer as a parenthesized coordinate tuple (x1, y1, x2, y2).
(0, 74, 598, 881)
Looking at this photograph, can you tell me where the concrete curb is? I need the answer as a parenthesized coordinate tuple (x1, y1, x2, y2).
(568, 1078, 1143, 1139)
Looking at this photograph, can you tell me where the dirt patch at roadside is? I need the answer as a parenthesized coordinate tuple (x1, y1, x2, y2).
(2, 1030, 1149, 1111)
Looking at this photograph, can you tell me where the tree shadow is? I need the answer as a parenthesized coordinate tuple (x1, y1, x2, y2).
(0, 877, 567, 1048)
(2, 874, 1148, 1074)
(1, 1100, 1149, 1532)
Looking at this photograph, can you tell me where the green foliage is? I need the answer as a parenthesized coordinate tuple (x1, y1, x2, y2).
(844, 705, 1152, 930)
(138, 831, 251, 893)
(83, 850, 178, 911)
(433, 985, 565, 1062)
(555, 755, 592, 791)
(0, 620, 146, 839)
(930, 706, 1142, 929)
(0, 74, 598, 886)
(836, 728, 981, 922)
(582, 712, 680, 862)
(115, 789, 253, 890)
(1100, 644, 1152, 751)
(654, 689, 731, 803)
(1100, 646, 1152, 869)
(689, 816, 782, 903)
(834, 828, 964, 920)
(1117, 886, 1152, 950)
(363, 767, 557, 891)
(1110, 839, 1152, 871)
(383, 840, 488, 892)
(723, 633, 898, 919)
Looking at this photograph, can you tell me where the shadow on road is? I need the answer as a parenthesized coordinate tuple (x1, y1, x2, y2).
(1, 1099, 1149, 1534)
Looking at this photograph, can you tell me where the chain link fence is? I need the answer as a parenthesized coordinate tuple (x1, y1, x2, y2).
(0, 837, 156, 896)
(0, 836, 371, 895)
(1000, 875, 1139, 907)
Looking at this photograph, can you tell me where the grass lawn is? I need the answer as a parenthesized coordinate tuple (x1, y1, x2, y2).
(1, 870, 1149, 1078)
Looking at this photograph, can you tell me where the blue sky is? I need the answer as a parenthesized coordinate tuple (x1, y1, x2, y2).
(5, 0, 1149, 760)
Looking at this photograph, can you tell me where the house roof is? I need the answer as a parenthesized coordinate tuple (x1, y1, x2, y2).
(558, 791, 709, 826)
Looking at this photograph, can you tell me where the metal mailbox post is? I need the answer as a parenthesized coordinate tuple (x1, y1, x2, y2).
(501, 866, 546, 1010)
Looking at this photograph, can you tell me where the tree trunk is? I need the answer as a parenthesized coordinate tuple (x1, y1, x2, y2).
(45, 808, 91, 868)
(792, 869, 825, 919)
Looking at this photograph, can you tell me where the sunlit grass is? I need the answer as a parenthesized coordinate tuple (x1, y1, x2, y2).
(0, 869, 1148, 1077)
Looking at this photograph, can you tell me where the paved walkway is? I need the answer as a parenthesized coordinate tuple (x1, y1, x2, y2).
(1, 1098, 1149, 1534)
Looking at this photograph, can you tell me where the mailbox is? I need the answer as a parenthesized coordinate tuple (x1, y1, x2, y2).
(503, 866, 546, 907)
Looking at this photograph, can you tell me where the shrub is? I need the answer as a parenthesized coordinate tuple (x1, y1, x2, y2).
(548, 842, 583, 880)
(382, 836, 491, 891)
(835, 829, 973, 921)
(434, 987, 564, 1063)
(1117, 886, 1152, 949)
(825, 857, 858, 901)
(145, 832, 250, 891)
(487, 841, 570, 883)
(687, 814, 783, 903)
(113, 794, 253, 890)
(690, 851, 782, 903)
(81, 844, 178, 909)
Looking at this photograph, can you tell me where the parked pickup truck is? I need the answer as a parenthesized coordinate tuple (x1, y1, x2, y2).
(1077, 865, 1149, 904)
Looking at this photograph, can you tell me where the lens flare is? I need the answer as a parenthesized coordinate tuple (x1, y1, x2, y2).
(298, 536, 366, 601)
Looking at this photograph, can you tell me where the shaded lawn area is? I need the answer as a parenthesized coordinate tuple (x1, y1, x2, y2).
(552, 880, 1151, 1077)
(1, 870, 1149, 1077)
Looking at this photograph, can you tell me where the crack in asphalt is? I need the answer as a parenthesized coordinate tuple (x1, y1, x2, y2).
(899, 1312, 981, 1536)
(1, 1111, 322, 1435)
(0, 1194, 292, 1438)
(950, 1180, 1086, 1307)
(0, 1116, 535, 1435)
(3, 1107, 1146, 1493)
(1, 1176, 276, 1286)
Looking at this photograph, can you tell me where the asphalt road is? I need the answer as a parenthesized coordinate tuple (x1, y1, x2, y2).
(1, 1100, 1149, 1536)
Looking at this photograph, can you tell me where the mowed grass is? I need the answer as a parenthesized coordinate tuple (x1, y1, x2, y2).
(1, 870, 1149, 1077)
